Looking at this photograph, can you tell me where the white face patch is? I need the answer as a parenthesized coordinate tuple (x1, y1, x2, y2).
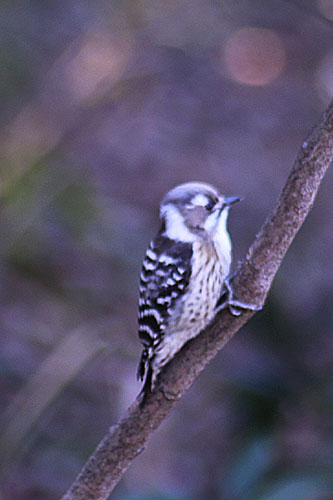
(204, 206, 229, 235)
(204, 209, 220, 232)
(161, 204, 197, 242)
(191, 193, 210, 207)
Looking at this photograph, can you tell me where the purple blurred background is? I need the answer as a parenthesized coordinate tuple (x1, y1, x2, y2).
(0, 1, 332, 499)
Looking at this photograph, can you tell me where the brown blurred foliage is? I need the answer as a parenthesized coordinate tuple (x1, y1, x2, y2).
(0, 1, 332, 499)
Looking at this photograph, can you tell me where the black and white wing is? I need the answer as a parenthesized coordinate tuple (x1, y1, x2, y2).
(137, 234, 192, 385)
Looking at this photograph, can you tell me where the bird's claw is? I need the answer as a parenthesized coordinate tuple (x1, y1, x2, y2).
(216, 276, 262, 316)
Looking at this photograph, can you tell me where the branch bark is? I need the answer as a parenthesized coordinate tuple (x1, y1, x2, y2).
(61, 98, 333, 500)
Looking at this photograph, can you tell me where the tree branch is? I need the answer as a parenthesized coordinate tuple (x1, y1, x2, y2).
(61, 98, 333, 500)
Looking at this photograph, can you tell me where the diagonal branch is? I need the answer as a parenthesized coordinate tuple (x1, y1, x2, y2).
(61, 98, 333, 500)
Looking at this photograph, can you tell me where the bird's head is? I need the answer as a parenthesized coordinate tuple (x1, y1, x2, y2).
(160, 181, 240, 242)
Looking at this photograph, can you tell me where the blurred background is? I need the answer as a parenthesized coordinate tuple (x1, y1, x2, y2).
(0, 1, 332, 499)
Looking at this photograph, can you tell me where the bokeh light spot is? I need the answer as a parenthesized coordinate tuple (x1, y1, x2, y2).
(224, 27, 286, 86)
(66, 31, 132, 102)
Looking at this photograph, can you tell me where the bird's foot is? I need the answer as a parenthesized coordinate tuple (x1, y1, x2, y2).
(216, 276, 262, 317)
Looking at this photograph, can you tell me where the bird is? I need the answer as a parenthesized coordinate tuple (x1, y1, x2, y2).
(137, 181, 256, 396)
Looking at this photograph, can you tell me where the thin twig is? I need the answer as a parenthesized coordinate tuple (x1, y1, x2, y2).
(61, 98, 333, 500)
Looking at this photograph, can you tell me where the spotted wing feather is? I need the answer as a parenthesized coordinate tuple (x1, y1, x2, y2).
(137, 234, 192, 384)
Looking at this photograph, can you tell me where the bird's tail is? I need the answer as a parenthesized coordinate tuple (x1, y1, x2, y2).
(137, 349, 153, 405)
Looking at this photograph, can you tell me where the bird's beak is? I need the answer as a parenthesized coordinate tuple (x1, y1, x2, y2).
(224, 196, 242, 206)
(216, 196, 242, 212)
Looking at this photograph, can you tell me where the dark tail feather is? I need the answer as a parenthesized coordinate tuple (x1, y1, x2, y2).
(137, 348, 148, 381)
(137, 349, 153, 406)
(138, 368, 152, 404)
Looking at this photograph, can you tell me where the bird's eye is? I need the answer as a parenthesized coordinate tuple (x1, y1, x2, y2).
(205, 200, 216, 211)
